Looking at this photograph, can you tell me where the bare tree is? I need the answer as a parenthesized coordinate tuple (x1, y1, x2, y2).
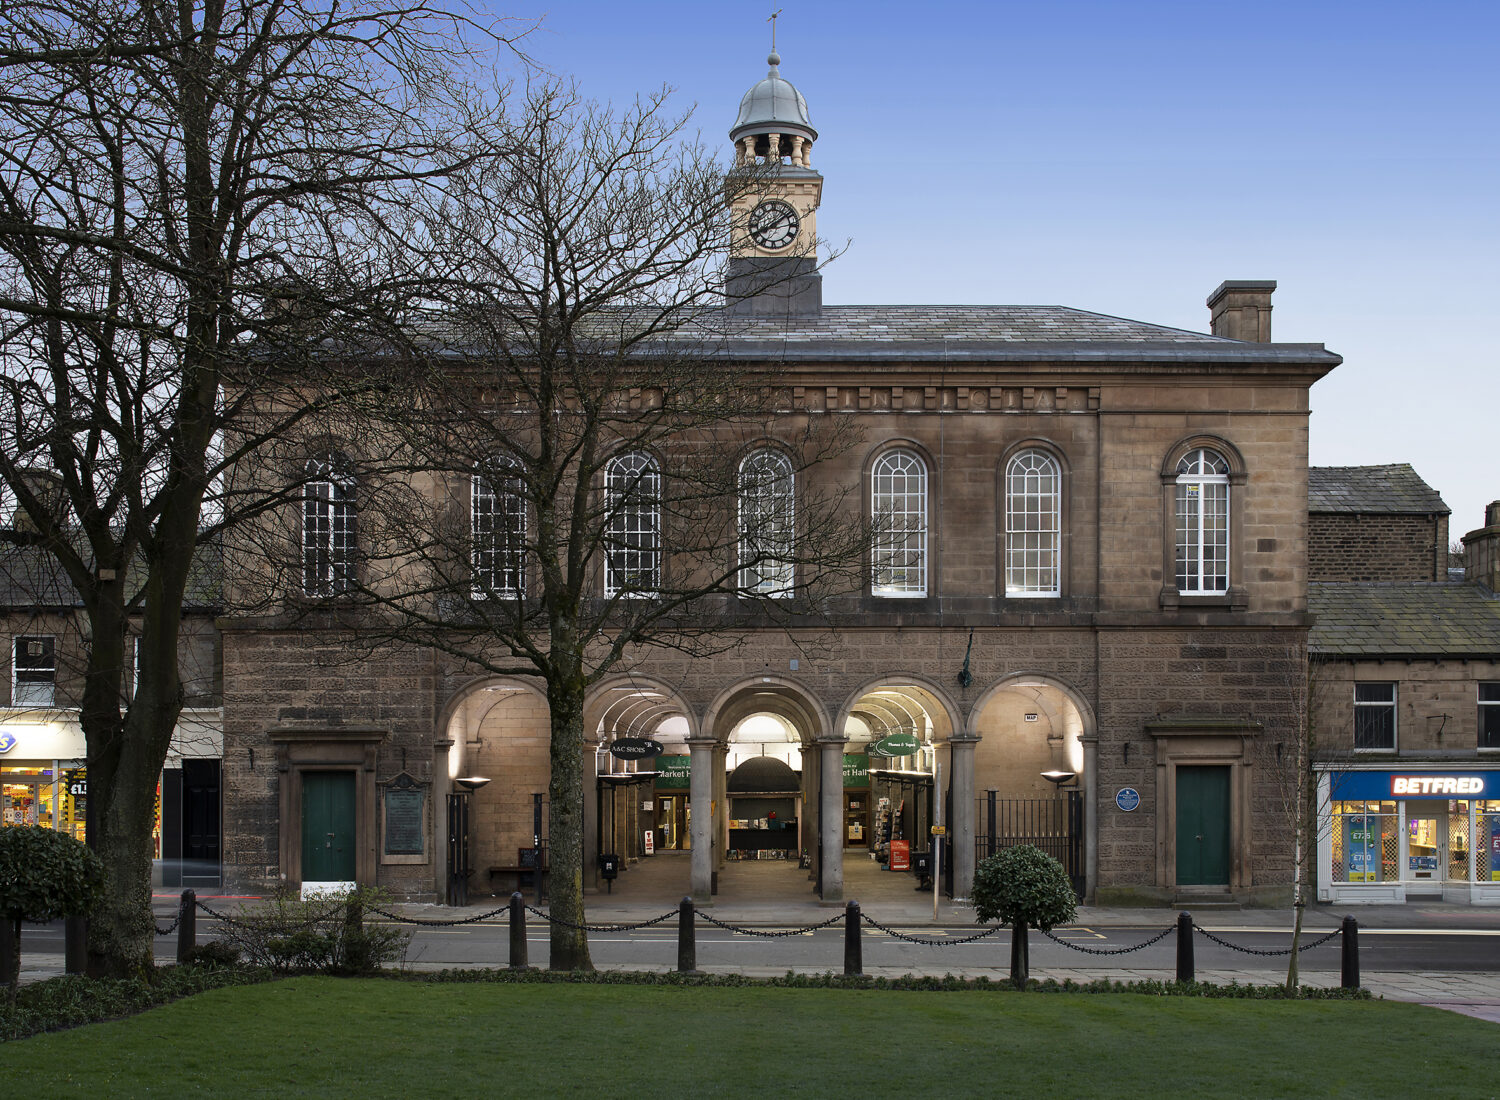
(237, 83, 864, 971)
(0, 0, 525, 977)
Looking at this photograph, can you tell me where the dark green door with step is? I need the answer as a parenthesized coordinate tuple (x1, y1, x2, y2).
(1175, 766, 1230, 886)
(302, 771, 356, 881)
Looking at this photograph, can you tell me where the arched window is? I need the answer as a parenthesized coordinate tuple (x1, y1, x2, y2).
(1005, 450, 1060, 596)
(605, 452, 660, 596)
(739, 448, 795, 595)
(473, 459, 526, 597)
(1175, 448, 1229, 594)
(303, 456, 355, 596)
(871, 448, 927, 597)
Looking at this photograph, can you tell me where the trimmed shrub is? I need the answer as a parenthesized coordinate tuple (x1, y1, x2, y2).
(970, 844, 1077, 931)
(0, 826, 105, 1001)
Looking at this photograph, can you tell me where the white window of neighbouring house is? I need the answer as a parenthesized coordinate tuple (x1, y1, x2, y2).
(473, 460, 526, 597)
(12, 635, 55, 707)
(1175, 448, 1230, 594)
(1354, 682, 1397, 751)
(303, 457, 356, 597)
(739, 448, 795, 596)
(1480, 683, 1500, 750)
(871, 449, 927, 597)
(1005, 450, 1061, 597)
(605, 452, 660, 596)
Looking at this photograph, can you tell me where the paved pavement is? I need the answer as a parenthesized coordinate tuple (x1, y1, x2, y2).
(14, 853, 1500, 1024)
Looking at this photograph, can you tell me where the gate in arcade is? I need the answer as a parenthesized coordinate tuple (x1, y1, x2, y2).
(975, 789, 1085, 898)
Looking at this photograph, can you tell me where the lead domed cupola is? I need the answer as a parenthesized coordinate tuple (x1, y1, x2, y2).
(730, 51, 816, 167)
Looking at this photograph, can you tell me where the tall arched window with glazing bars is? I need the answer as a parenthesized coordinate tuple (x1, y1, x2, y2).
(605, 451, 661, 596)
(303, 456, 356, 596)
(870, 448, 927, 597)
(472, 458, 526, 597)
(738, 448, 795, 595)
(1175, 448, 1230, 593)
(1005, 449, 1060, 596)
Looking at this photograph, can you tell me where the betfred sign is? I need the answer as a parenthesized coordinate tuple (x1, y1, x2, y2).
(1392, 775, 1484, 796)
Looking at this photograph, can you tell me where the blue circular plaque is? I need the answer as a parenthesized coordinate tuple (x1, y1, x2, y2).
(1115, 787, 1140, 812)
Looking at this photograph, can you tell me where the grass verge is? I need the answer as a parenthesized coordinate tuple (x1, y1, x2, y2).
(1, 975, 1494, 1097)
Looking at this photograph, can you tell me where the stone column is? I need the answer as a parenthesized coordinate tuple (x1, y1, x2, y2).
(948, 738, 977, 897)
(819, 738, 847, 903)
(713, 745, 729, 870)
(789, 135, 804, 165)
(1081, 734, 1098, 903)
(688, 738, 715, 904)
(582, 743, 600, 888)
(767, 133, 780, 162)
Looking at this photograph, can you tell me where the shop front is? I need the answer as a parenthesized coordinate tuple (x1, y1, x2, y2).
(1317, 768, 1500, 905)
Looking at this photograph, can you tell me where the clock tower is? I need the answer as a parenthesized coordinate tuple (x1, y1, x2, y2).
(726, 48, 823, 316)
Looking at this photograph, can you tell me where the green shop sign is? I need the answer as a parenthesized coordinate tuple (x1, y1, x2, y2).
(870, 732, 921, 758)
(655, 754, 691, 789)
(842, 754, 869, 789)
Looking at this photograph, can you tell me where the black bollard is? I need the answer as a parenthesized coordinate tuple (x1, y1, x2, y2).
(1010, 918, 1029, 988)
(65, 915, 88, 973)
(508, 892, 528, 970)
(1340, 915, 1360, 990)
(1, 919, 15, 986)
(844, 900, 862, 977)
(678, 897, 697, 974)
(175, 889, 197, 965)
(1176, 911, 1194, 984)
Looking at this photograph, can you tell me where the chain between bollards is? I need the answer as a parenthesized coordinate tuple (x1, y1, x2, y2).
(844, 900, 862, 976)
(1175, 911, 1194, 983)
(678, 897, 698, 974)
(508, 892, 528, 970)
(1340, 915, 1359, 989)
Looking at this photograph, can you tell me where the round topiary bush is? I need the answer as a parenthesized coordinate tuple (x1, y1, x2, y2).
(970, 844, 1077, 990)
(0, 826, 105, 1001)
(971, 844, 1078, 931)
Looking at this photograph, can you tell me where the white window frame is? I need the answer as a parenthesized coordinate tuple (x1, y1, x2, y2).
(472, 460, 526, 598)
(871, 448, 927, 598)
(738, 448, 795, 596)
(12, 634, 56, 707)
(1005, 449, 1061, 597)
(303, 457, 356, 597)
(1175, 448, 1230, 595)
(605, 452, 661, 597)
(1354, 682, 1397, 752)
(1480, 683, 1500, 751)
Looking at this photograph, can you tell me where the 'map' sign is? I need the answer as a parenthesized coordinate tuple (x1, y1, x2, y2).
(1392, 775, 1485, 796)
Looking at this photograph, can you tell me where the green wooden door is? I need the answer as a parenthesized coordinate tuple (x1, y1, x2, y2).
(1175, 766, 1230, 885)
(302, 771, 356, 881)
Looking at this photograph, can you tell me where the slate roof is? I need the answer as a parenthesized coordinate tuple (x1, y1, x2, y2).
(0, 541, 222, 611)
(1309, 582, 1500, 658)
(1308, 464, 1449, 515)
(684, 305, 1342, 365)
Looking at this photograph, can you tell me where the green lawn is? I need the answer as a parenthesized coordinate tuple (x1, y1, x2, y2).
(2, 979, 1494, 1098)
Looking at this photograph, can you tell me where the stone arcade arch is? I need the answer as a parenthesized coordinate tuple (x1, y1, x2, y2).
(966, 673, 1097, 899)
(832, 675, 962, 903)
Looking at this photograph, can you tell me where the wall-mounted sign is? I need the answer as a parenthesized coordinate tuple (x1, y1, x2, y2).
(870, 732, 921, 758)
(842, 754, 869, 788)
(382, 774, 425, 857)
(609, 738, 664, 760)
(655, 755, 691, 789)
(0, 732, 15, 754)
(1332, 770, 1500, 800)
(1116, 787, 1141, 812)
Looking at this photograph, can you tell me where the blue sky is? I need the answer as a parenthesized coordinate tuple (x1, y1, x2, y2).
(518, 1, 1498, 538)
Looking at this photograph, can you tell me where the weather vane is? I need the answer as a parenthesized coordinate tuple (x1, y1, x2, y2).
(768, 9, 783, 52)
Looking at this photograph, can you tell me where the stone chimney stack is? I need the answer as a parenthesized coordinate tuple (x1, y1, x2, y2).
(1463, 501, 1500, 592)
(1207, 280, 1276, 342)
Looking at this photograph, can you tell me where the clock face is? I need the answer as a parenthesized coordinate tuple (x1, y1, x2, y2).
(748, 200, 800, 250)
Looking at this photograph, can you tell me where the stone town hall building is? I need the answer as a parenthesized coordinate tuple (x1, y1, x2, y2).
(210, 49, 1343, 908)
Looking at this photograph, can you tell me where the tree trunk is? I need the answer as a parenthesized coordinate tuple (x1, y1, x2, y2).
(85, 727, 166, 979)
(546, 678, 593, 971)
(1010, 918, 1029, 989)
(5, 917, 19, 1006)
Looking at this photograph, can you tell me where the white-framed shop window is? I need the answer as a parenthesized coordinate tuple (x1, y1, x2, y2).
(12, 635, 56, 707)
(738, 448, 795, 595)
(472, 459, 527, 597)
(1353, 682, 1397, 751)
(1174, 448, 1229, 594)
(1480, 683, 1500, 751)
(1005, 449, 1061, 596)
(871, 448, 927, 597)
(605, 451, 661, 596)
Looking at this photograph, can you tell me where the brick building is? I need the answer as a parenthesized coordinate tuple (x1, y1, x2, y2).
(217, 48, 1344, 908)
(1311, 468, 1500, 904)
